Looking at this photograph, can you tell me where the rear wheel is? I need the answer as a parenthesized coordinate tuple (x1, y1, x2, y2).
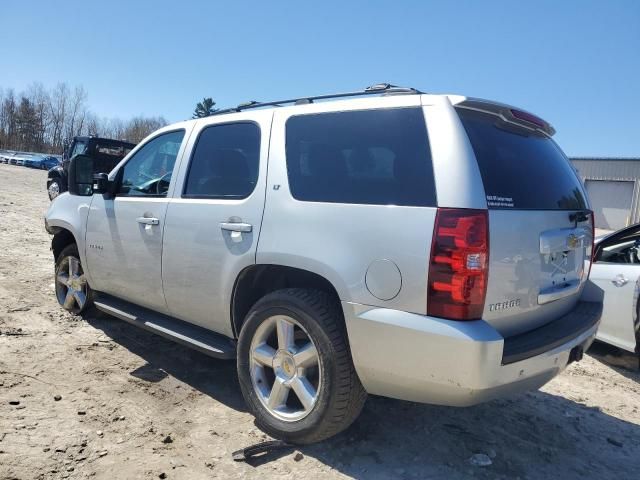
(237, 288, 367, 444)
(55, 244, 93, 314)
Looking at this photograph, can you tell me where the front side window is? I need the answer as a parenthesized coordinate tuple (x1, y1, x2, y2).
(285, 108, 436, 206)
(118, 130, 184, 197)
(183, 122, 260, 199)
(596, 226, 640, 264)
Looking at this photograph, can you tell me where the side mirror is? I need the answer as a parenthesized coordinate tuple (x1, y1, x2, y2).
(93, 173, 110, 194)
(67, 154, 94, 196)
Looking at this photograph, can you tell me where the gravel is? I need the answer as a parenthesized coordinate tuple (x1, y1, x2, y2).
(1, 164, 639, 479)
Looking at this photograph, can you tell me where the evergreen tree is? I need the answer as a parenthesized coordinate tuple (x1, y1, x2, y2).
(16, 96, 38, 151)
(192, 97, 217, 118)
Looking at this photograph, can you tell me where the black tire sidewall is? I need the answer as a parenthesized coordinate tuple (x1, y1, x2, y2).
(237, 295, 341, 443)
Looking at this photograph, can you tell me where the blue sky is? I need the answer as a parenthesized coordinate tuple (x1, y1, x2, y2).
(1, 0, 638, 156)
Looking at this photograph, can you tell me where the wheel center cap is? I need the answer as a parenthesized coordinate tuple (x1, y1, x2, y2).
(274, 350, 296, 380)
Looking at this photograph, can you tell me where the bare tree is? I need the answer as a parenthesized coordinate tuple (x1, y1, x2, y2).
(64, 85, 88, 142)
(48, 82, 69, 151)
(103, 117, 126, 140)
(85, 112, 102, 137)
(26, 83, 50, 151)
(0, 89, 18, 150)
(123, 116, 167, 143)
(0, 82, 168, 153)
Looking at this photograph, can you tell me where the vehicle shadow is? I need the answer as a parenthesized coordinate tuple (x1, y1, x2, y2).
(85, 311, 640, 479)
(85, 309, 246, 412)
(588, 341, 639, 382)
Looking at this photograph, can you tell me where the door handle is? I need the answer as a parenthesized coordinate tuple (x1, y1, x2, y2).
(612, 274, 629, 287)
(220, 222, 252, 233)
(137, 217, 159, 225)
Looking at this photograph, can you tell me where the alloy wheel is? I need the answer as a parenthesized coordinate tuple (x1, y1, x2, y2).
(48, 181, 60, 199)
(55, 255, 88, 314)
(250, 315, 321, 421)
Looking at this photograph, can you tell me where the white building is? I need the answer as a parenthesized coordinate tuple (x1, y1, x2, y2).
(571, 157, 640, 230)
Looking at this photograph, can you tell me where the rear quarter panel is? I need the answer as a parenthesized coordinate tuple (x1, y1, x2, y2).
(258, 96, 437, 314)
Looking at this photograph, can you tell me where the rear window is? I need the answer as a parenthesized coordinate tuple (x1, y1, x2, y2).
(457, 108, 587, 210)
(285, 108, 436, 206)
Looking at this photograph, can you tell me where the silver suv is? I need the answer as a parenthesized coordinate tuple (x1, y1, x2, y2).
(45, 84, 601, 444)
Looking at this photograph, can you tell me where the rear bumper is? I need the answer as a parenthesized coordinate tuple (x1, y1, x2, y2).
(343, 301, 600, 406)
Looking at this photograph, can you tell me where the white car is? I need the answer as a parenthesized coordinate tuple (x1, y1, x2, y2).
(583, 224, 640, 353)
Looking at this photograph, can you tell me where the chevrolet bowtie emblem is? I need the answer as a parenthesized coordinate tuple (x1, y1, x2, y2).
(567, 234, 580, 249)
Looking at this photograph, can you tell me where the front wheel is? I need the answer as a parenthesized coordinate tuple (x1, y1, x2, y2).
(237, 289, 367, 444)
(55, 244, 93, 314)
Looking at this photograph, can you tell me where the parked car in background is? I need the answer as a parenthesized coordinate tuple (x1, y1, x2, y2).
(1, 152, 17, 164)
(23, 155, 42, 168)
(42, 155, 62, 170)
(26, 155, 61, 170)
(583, 223, 640, 354)
(47, 136, 135, 200)
(45, 84, 600, 444)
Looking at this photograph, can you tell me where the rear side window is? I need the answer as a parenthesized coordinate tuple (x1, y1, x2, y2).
(184, 122, 260, 199)
(285, 108, 436, 206)
(457, 108, 587, 210)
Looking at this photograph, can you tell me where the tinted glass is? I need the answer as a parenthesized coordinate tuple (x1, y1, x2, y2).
(95, 143, 127, 157)
(184, 122, 260, 198)
(71, 141, 87, 157)
(457, 108, 587, 210)
(119, 130, 184, 197)
(285, 108, 436, 206)
(596, 226, 640, 263)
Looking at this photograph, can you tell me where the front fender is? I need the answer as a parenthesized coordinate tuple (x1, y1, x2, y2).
(47, 166, 64, 179)
(45, 194, 94, 285)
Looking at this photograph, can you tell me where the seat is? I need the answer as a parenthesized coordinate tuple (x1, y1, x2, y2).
(301, 143, 348, 201)
(197, 149, 254, 197)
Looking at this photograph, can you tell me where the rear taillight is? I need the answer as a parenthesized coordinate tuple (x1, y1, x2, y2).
(587, 210, 595, 278)
(427, 208, 489, 320)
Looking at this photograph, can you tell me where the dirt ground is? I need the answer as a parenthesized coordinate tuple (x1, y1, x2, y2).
(0, 164, 639, 480)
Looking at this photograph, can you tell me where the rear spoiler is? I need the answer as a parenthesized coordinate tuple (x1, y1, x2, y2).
(453, 97, 556, 137)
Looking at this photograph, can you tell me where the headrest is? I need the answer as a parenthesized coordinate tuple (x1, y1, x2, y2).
(210, 149, 250, 178)
(306, 143, 346, 178)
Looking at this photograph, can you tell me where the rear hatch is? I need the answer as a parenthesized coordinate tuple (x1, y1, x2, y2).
(456, 102, 593, 337)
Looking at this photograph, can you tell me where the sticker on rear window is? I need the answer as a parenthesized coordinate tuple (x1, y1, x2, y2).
(486, 195, 514, 208)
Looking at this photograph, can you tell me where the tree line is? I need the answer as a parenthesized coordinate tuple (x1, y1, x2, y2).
(0, 83, 167, 154)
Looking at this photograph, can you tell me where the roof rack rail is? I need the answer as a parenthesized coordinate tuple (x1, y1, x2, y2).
(209, 83, 423, 117)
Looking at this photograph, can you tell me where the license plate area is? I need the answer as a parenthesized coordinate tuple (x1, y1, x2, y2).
(538, 227, 588, 304)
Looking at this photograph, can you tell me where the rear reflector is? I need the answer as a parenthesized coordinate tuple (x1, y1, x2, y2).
(428, 209, 489, 320)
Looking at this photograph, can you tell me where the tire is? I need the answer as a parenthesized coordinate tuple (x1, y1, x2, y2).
(54, 244, 94, 314)
(237, 288, 367, 444)
(48, 179, 61, 200)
